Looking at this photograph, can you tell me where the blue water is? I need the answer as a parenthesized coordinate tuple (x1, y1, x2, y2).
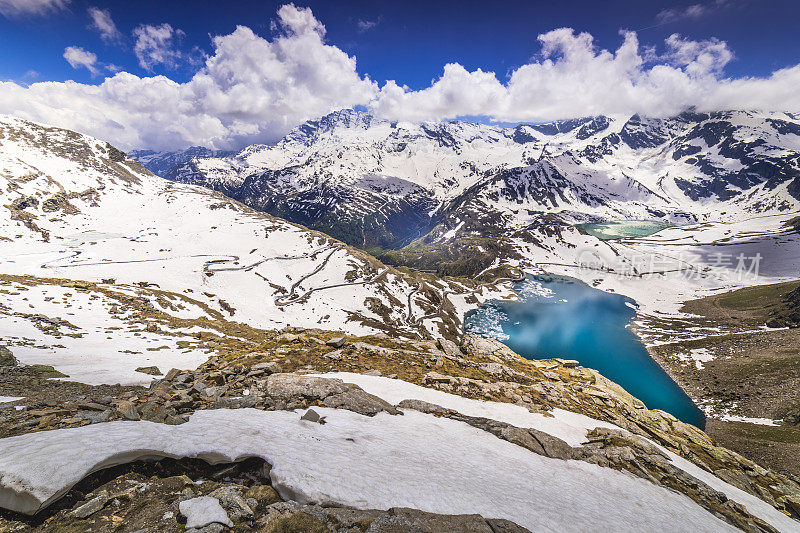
(577, 220, 673, 240)
(465, 274, 705, 428)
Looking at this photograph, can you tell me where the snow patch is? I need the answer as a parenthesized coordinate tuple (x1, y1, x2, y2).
(0, 397, 23, 404)
(179, 496, 233, 528)
(0, 408, 737, 532)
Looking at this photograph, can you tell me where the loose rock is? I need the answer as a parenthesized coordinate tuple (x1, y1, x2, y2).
(326, 337, 347, 348)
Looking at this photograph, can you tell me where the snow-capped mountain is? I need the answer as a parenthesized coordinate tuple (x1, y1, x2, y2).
(141, 109, 800, 319)
(2, 116, 800, 533)
(151, 109, 800, 253)
(129, 146, 234, 177)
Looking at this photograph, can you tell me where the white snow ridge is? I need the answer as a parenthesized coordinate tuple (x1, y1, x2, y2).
(0, 408, 740, 532)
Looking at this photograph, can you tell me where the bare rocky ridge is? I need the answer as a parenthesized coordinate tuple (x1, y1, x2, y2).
(767, 285, 800, 329)
(647, 281, 800, 475)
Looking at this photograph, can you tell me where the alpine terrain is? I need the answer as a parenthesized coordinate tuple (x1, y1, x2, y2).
(4, 0, 800, 530)
(136, 108, 800, 485)
(0, 109, 796, 531)
(152, 109, 800, 284)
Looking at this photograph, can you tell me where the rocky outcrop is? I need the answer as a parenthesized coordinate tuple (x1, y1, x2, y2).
(2, 329, 800, 532)
(767, 285, 800, 328)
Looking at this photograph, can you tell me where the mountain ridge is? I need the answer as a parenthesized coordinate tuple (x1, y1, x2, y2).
(2, 113, 800, 533)
(132, 110, 799, 284)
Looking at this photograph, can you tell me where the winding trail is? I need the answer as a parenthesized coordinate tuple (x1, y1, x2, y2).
(274, 248, 340, 306)
(39, 250, 240, 271)
(405, 284, 422, 323)
(274, 247, 391, 307)
(278, 268, 391, 307)
(406, 267, 525, 327)
(202, 252, 316, 274)
(409, 289, 452, 326)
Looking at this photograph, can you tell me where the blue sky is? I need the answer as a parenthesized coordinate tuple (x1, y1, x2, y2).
(1, 0, 799, 151)
(2, 0, 798, 86)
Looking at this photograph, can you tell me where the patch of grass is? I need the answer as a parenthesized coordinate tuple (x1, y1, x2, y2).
(261, 512, 328, 533)
(716, 280, 800, 315)
(783, 215, 800, 233)
(713, 420, 800, 445)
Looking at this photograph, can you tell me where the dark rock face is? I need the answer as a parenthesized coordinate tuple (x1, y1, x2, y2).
(618, 115, 673, 149)
(529, 117, 593, 136)
(789, 177, 800, 201)
(575, 116, 610, 140)
(767, 285, 800, 328)
(511, 126, 537, 144)
(767, 118, 800, 136)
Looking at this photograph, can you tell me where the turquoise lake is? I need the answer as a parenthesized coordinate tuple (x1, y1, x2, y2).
(465, 274, 705, 428)
(577, 220, 673, 240)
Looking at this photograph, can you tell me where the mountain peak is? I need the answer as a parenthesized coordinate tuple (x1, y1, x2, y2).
(283, 108, 378, 145)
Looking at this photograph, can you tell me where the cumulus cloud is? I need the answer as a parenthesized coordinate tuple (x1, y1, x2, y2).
(368, 27, 800, 124)
(63, 46, 99, 75)
(1, 4, 800, 152)
(88, 7, 121, 42)
(133, 23, 185, 70)
(0, 0, 68, 18)
(0, 4, 377, 151)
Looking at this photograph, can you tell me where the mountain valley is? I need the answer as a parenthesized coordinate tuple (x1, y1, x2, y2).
(0, 112, 799, 532)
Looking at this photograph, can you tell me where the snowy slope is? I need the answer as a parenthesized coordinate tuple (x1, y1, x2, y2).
(1, 370, 798, 531)
(149, 110, 800, 319)
(0, 115, 505, 383)
(315, 373, 800, 532)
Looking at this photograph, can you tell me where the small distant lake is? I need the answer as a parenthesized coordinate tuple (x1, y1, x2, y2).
(465, 274, 705, 428)
(577, 220, 673, 240)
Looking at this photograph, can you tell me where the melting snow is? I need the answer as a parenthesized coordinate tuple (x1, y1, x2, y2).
(179, 496, 233, 528)
(0, 408, 738, 532)
(0, 397, 23, 404)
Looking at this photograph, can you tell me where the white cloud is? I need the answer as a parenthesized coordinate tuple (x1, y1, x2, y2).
(369, 28, 800, 124)
(657, 4, 708, 23)
(0, 0, 68, 18)
(663, 33, 732, 75)
(63, 46, 99, 75)
(133, 23, 184, 70)
(357, 19, 379, 32)
(0, 4, 376, 151)
(1, 4, 800, 152)
(656, 0, 733, 24)
(88, 7, 121, 42)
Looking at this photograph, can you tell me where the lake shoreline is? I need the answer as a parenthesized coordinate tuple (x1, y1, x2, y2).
(466, 273, 706, 427)
(633, 281, 800, 476)
(632, 320, 708, 418)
